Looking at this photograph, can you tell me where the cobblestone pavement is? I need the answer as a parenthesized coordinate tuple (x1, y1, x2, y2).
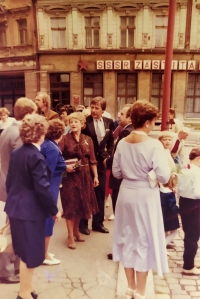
(1, 199, 118, 299)
(154, 219, 200, 299)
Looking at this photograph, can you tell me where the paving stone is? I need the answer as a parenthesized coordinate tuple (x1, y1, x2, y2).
(180, 279, 196, 285)
(169, 283, 182, 290)
(166, 278, 179, 284)
(171, 295, 191, 299)
(184, 286, 196, 291)
(155, 295, 171, 299)
(189, 291, 200, 297)
(155, 286, 170, 294)
(171, 289, 187, 295)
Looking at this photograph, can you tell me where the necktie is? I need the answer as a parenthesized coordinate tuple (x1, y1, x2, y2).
(96, 120, 102, 144)
(171, 139, 180, 154)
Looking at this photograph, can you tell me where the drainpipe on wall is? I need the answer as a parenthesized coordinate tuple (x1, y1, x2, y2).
(32, 0, 40, 92)
(161, 0, 177, 131)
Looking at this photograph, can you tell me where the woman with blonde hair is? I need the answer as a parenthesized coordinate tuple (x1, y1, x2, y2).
(0, 107, 15, 131)
(4, 114, 61, 299)
(112, 100, 171, 299)
(59, 112, 99, 249)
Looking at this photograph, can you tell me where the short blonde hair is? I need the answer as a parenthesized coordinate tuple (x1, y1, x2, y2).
(158, 131, 173, 141)
(20, 114, 49, 143)
(68, 112, 86, 127)
(36, 92, 50, 108)
(14, 97, 37, 120)
(179, 127, 190, 134)
(0, 107, 10, 116)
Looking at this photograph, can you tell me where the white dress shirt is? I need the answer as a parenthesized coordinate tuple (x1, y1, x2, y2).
(178, 164, 200, 199)
(93, 118, 105, 142)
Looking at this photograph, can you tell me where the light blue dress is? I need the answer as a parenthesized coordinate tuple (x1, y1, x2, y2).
(112, 138, 170, 277)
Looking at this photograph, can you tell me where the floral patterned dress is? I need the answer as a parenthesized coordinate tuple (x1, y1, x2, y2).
(59, 132, 99, 219)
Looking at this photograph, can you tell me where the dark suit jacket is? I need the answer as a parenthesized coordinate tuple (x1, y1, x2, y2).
(82, 115, 115, 165)
(106, 123, 134, 190)
(4, 144, 58, 221)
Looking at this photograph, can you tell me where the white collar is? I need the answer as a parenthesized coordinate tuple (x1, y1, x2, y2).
(32, 143, 40, 151)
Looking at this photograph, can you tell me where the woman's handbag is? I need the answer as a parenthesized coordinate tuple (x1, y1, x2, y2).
(0, 222, 13, 253)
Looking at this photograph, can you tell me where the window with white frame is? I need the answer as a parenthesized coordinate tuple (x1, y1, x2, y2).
(17, 19, 28, 45)
(120, 16, 135, 48)
(83, 73, 103, 107)
(85, 17, 100, 48)
(117, 73, 137, 111)
(0, 23, 6, 46)
(51, 17, 66, 49)
(185, 74, 200, 118)
(155, 15, 167, 47)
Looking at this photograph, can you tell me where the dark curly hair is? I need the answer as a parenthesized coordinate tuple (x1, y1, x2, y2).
(131, 100, 159, 129)
(46, 119, 65, 140)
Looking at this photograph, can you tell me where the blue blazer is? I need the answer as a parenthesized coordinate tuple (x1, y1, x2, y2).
(4, 143, 58, 221)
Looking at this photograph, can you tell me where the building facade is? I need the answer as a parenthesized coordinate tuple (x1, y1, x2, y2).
(2, 0, 200, 122)
(0, 0, 37, 114)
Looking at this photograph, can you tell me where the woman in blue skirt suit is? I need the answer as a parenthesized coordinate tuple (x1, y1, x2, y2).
(41, 119, 74, 265)
(4, 114, 61, 299)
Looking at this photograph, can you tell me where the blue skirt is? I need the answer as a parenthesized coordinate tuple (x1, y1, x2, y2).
(9, 217, 45, 268)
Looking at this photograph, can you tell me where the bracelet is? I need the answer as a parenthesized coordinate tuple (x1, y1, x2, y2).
(94, 176, 98, 178)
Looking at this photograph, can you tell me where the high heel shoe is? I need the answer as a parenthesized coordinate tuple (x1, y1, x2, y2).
(135, 292, 146, 299)
(74, 235, 85, 242)
(68, 243, 76, 249)
(126, 287, 136, 297)
(31, 292, 38, 299)
(67, 237, 76, 249)
(16, 293, 38, 299)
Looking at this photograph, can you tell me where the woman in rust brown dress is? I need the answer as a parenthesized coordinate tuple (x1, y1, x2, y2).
(59, 112, 99, 249)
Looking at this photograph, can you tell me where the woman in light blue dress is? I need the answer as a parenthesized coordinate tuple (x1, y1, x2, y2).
(112, 100, 171, 299)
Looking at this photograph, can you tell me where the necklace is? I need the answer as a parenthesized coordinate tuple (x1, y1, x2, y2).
(132, 130, 147, 136)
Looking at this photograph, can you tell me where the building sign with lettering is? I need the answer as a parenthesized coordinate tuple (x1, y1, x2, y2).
(96, 60, 197, 71)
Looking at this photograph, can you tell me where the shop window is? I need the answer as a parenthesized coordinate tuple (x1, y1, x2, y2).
(120, 16, 135, 48)
(151, 73, 164, 110)
(0, 76, 25, 115)
(117, 73, 137, 111)
(185, 74, 200, 118)
(50, 73, 70, 110)
(17, 19, 28, 45)
(83, 73, 103, 106)
(155, 15, 167, 47)
(0, 23, 6, 47)
(85, 17, 100, 48)
(51, 17, 66, 49)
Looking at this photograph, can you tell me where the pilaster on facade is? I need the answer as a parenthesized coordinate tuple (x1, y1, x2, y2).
(142, 5, 149, 48)
(107, 6, 113, 48)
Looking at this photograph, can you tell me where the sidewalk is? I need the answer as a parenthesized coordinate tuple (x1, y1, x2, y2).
(154, 221, 200, 299)
(1, 200, 118, 299)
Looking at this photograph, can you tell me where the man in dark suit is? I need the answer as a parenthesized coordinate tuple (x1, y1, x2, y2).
(104, 104, 133, 259)
(0, 97, 37, 284)
(79, 97, 114, 234)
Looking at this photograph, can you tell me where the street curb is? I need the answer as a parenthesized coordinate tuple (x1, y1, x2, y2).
(116, 262, 155, 299)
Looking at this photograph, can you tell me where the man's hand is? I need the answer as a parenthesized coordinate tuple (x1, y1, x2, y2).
(93, 176, 99, 187)
(103, 158, 107, 168)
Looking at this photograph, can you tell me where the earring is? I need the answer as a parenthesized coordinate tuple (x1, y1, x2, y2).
(146, 125, 149, 128)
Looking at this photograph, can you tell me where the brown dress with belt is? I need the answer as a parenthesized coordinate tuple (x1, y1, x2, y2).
(59, 132, 99, 219)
